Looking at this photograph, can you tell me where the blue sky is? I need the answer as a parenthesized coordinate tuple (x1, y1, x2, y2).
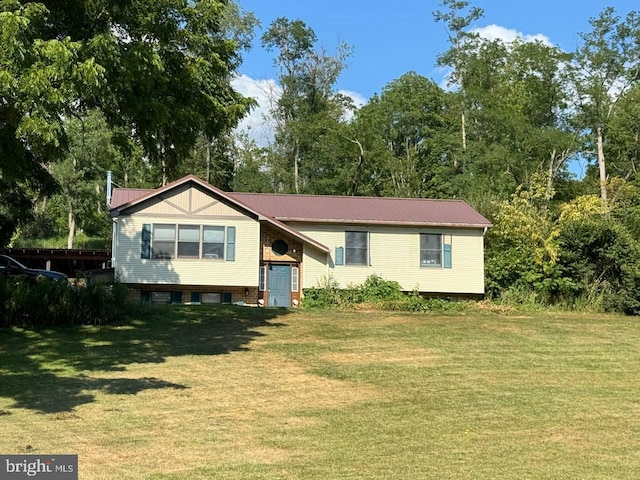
(236, 0, 633, 98)
(232, 0, 634, 162)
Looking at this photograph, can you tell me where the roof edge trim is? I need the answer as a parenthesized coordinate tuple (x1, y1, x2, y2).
(277, 218, 493, 228)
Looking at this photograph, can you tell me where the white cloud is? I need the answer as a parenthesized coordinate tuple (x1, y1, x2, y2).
(338, 89, 366, 109)
(338, 89, 367, 122)
(435, 65, 455, 91)
(471, 24, 553, 47)
(232, 74, 368, 143)
(231, 74, 281, 147)
(436, 25, 555, 91)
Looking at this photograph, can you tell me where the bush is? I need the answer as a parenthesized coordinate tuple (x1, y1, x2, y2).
(302, 276, 342, 309)
(359, 274, 404, 302)
(375, 295, 466, 313)
(557, 217, 640, 315)
(303, 275, 464, 312)
(11, 233, 110, 249)
(0, 277, 131, 327)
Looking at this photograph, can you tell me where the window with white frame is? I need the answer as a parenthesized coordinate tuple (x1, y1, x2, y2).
(144, 224, 235, 261)
(291, 266, 299, 292)
(203, 226, 225, 259)
(152, 224, 176, 259)
(178, 225, 200, 258)
(345, 231, 368, 265)
(202, 293, 222, 304)
(259, 266, 266, 291)
(420, 233, 442, 267)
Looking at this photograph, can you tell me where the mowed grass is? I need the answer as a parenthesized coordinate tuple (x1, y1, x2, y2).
(1, 306, 640, 479)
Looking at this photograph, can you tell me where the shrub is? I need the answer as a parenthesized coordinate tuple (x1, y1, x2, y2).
(303, 274, 465, 312)
(359, 274, 404, 302)
(0, 277, 132, 327)
(302, 276, 342, 309)
(557, 217, 640, 315)
(376, 295, 466, 313)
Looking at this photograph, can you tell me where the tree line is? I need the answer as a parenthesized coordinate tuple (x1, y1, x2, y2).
(2, 0, 640, 312)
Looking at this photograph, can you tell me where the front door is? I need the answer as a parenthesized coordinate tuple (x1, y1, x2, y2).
(268, 264, 291, 307)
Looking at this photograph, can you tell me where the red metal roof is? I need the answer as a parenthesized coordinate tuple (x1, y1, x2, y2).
(110, 188, 152, 209)
(228, 192, 492, 228)
(109, 177, 491, 229)
(108, 176, 331, 253)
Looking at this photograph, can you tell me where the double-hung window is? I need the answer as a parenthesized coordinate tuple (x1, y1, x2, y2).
(203, 226, 225, 260)
(420, 233, 442, 267)
(178, 225, 200, 258)
(152, 224, 176, 259)
(345, 231, 368, 265)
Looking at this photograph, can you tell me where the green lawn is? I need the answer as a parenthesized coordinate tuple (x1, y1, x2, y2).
(1, 306, 640, 479)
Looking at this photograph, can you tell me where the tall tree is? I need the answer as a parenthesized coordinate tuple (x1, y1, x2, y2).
(0, 2, 98, 246)
(606, 83, 640, 185)
(460, 38, 575, 199)
(0, 0, 255, 246)
(354, 72, 456, 198)
(570, 7, 640, 203)
(433, 0, 484, 162)
(261, 17, 352, 193)
(52, 110, 129, 248)
(232, 133, 274, 193)
(175, 133, 236, 190)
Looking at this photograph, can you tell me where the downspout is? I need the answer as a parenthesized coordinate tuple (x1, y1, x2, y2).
(106, 170, 113, 207)
(111, 218, 117, 269)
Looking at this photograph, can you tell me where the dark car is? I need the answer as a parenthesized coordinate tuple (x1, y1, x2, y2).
(0, 254, 67, 282)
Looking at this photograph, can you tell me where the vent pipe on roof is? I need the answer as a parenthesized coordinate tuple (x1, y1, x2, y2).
(106, 171, 112, 207)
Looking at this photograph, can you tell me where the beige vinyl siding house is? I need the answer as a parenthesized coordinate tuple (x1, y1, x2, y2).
(109, 175, 492, 306)
(114, 215, 259, 287)
(290, 224, 485, 294)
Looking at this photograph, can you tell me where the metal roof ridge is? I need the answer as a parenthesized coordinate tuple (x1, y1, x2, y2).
(278, 217, 493, 227)
(229, 191, 470, 203)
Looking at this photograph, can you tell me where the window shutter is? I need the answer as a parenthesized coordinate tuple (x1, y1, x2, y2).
(335, 247, 344, 266)
(171, 291, 183, 304)
(443, 243, 452, 269)
(226, 226, 236, 261)
(141, 224, 151, 259)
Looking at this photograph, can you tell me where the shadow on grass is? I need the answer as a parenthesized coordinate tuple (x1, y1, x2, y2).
(0, 304, 290, 413)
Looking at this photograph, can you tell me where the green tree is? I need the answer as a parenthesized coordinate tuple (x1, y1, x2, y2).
(354, 72, 456, 198)
(175, 133, 236, 190)
(0, 0, 255, 246)
(569, 7, 640, 203)
(606, 83, 640, 187)
(0, 2, 102, 246)
(433, 0, 484, 159)
(52, 110, 124, 247)
(558, 216, 640, 314)
(261, 17, 352, 194)
(461, 38, 575, 200)
(232, 133, 274, 193)
(484, 176, 563, 302)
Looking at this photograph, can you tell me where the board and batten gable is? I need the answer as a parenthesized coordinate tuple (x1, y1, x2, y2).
(113, 184, 260, 287)
(289, 222, 486, 294)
